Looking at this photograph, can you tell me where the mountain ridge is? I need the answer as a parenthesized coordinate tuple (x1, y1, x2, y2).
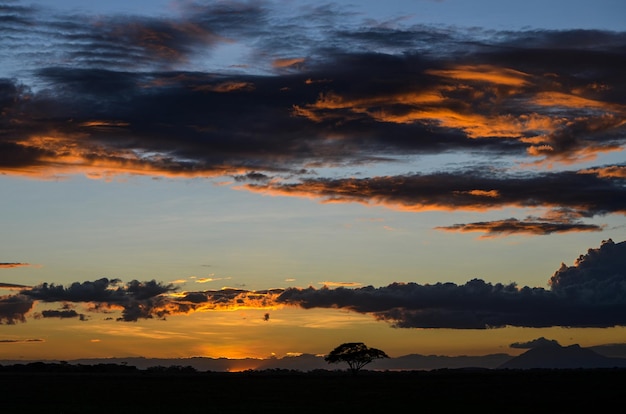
(499, 342, 626, 369)
(4, 343, 626, 371)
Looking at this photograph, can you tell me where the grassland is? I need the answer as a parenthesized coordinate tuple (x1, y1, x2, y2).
(2, 367, 623, 413)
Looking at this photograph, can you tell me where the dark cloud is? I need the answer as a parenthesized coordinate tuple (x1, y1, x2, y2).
(1, 10, 624, 171)
(1, 3, 625, 235)
(437, 218, 604, 238)
(233, 171, 272, 182)
(2, 241, 626, 329)
(510, 337, 560, 349)
(0, 338, 44, 343)
(0, 295, 34, 324)
(0, 282, 30, 289)
(247, 169, 625, 235)
(36, 309, 82, 319)
(22, 278, 176, 322)
(0, 19, 626, 237)
(275, 239, 626, 328)
(277, 279, 558, 329)
(24, 278, 124, 303)
(549, 239, 626, 303)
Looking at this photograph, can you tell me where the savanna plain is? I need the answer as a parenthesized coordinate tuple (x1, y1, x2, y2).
(2, 364, 623, 413)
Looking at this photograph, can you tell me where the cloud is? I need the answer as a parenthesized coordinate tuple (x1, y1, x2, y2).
(318, 281, 362, 287)
(0, 282, 31, 289)
(1, 4, 625, 234)
(2, 240, 625, 329)
(21, 278, 176, 322)
(0, 263, 31, 268)
(436, 218, 603, 238)
(245, 169, 625, 236)
(580, 166, 626, 178)
(1, 7, 626, 330)
(0, 338, 44, 344)
(0, 295, 34, 324)
(1, 11, 624, 177)
(170, 288, 285, 314)
(34, 309, 85, 320)
(510, 337, 560, 349)
(194, 277, 223, 284)
(549, 238, 626, 301)
(276, 239, 626, 328)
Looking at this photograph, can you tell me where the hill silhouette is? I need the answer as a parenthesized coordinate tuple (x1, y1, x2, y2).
(499, 342, 626, 369)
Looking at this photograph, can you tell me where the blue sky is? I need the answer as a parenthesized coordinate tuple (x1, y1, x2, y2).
(1, 0, 626, 361)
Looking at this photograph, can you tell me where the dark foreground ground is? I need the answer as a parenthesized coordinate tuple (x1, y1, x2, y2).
(2, 368, 624, 413)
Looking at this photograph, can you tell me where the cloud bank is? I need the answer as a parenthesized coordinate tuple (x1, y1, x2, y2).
(1, 1, 624, 236)
(2, 240, 625, 329)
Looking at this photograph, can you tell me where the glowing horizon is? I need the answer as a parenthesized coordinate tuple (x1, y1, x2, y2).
(1, 0, 626, 364)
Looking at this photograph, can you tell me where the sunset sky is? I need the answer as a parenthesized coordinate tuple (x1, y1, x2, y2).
(1, 0, 626, 363)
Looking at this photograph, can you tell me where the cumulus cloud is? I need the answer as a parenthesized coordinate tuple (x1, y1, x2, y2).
(549, 238, 626, 303)
(274, 239, 626, 328)
(0, 295, 34, 324)
(2, 240, 626, 328)
(21, 278, 176, 322)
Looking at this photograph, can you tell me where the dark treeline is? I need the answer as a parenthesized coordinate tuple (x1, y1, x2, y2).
(0, 361, 139, 373)
(0, 361, 200, 374)
(1, 365, 625, 413)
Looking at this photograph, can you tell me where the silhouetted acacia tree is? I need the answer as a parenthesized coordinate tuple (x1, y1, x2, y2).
(324, 342, 389, 375)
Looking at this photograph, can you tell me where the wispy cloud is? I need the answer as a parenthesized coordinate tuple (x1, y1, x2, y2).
(318, 281, 362, 287)
(245, 170, 624, 236)
(0, 338, 44, 344)
(0, 283, 31, 290)
(0, 263, 32, 269)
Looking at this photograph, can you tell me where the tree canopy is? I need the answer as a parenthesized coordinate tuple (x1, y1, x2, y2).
(324, 342, 389, 375)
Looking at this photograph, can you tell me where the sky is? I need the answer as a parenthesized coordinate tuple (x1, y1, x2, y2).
(1, 0, 626, 363)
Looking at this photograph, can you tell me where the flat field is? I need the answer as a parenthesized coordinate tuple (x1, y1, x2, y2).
(2, 368, 623, 413)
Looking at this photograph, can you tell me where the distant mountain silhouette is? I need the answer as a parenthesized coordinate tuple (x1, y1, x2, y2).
(4, 345, 626, 372)
(499, 342, 626, 369)
(374, 353, 511, 370)
(0, 353, 512, 372)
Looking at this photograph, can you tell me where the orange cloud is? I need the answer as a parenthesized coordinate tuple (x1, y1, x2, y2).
(162, 288, 288, 317)
(79, 121, 130, 128)
(579, 165, 626, 178)
(240, 182, 508, 213)
(426, 65, 531, 87)
(532, 91, 625, 112)
(273, 57, 305, 68)
(290, 62, 625, 166)
(0, 263, 31, 269)
(193, 81, 255, 93)
(456, 190, 500, 198)
(3, 134, 250, 180)
(318, 281, 362, 287)
(292, 74, 557, 141)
